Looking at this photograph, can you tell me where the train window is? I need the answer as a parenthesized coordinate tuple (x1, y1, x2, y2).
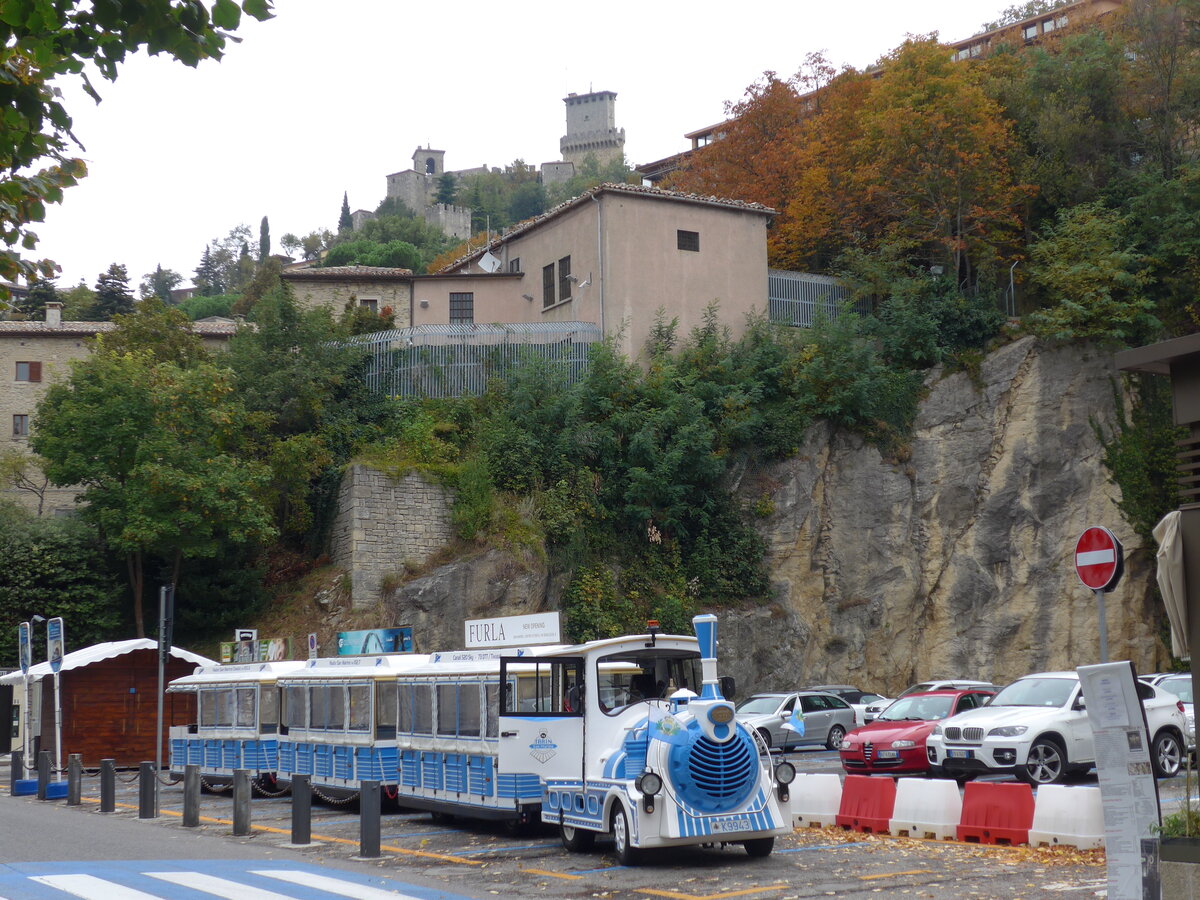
(236, 689, 256, 728)
(459, 683, 481, 737)
(261, 688, 279, 733)
(200, 690, 217, 727)
(216, 690, 234, 727)
(348, 684, 371, 732)
(285, 685, 307, 729)
(329, 685, 345, 730)
(398, 683, 414, 733)
(499, 659, 584, 717)
(597, 649, 703, 716)
(376, 683, 397, 738)
(310, 686, 330, 729)
(436, 684, 457, 736)
(485, 684, 499, 738)
(412, 684, 433, 734)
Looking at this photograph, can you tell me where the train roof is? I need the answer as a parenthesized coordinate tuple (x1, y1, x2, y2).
(167, 659, 308, 689)
(276, 653, 433, 680)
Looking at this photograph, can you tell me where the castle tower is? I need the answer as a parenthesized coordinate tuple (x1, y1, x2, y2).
(560, 91, 625, 168)
(412, 147, 446, 176)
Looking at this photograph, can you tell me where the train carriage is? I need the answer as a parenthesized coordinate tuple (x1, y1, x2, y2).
(166, 660, 306, 783)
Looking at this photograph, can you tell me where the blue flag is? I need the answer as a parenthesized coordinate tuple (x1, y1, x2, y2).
(781, 709, 805, 737)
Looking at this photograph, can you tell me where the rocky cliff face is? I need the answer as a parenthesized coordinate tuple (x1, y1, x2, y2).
(723, 336, 1167, 696)
(372, 336, 1167, 695)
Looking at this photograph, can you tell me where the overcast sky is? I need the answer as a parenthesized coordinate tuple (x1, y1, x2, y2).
(35, 0, 1013, 292)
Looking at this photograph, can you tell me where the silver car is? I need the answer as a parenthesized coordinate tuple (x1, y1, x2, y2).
(734, 691, 858, 751)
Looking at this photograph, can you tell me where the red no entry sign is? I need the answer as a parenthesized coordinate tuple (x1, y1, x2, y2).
(1075, 526, 1124, 592)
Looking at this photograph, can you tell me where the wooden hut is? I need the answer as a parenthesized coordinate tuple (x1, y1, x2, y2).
(1, 639, 215, 767)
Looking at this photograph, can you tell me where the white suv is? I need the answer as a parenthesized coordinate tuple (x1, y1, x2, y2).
(925, 671, 1187, 785)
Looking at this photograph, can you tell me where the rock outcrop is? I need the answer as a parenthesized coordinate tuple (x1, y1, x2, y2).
(725, 336, 1166, 695)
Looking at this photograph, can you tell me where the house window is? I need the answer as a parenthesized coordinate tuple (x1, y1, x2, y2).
(677, 230, 700, 252)
(13, 415, 29, 437)
(543, 263, 555, 307)
(970, 43, 983, 57)
(358, 298, 378, 312)
(15, 361, 41, 382)
(508, 257, 521, 273)
(449, 292, 474, 323)
(557, 256, 572, 302)
(1042, 17, 1056, 33)
(1023, 23, 1039, 40)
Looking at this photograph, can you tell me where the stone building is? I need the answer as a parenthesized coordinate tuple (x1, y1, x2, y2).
(382, 147, 480, 240)
(0, 303, 238, 515)
(280, 266, 414, 320)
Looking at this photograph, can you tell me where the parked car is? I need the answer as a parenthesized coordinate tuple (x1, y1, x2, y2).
(807, 684, 892, 726)
(735, 691, 858, 751)
(862, 680, 994, 723)
(839, 689, 996, 776)
(1155, 673, 1195, 751)
(925, 671, 1188, 785)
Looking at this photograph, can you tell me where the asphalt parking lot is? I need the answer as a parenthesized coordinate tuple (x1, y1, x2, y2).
(2, 747, 1157, 899)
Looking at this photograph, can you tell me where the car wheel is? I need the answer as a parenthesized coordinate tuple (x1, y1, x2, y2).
(1152, 730, 1184, 779)
(826, 725, 846, 751)
(756, 728, 772, 751)
(611, 804, 640, 866)
(561, 823, 595, 852)
(743, 837, 775, 857)
(1017, 737, 1068, 785)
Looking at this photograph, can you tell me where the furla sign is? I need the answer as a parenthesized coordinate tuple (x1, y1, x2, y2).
(465, 613, 562, 649)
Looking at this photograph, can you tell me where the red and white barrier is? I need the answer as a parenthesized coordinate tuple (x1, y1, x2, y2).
(790, 773, 843, 829)
(889, 776, 963, 840)
(1028, 784, 1105, 850)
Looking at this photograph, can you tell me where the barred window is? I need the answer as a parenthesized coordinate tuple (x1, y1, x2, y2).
(543, 264, 555, 307)
(558, 256, 572, 301)
(449, 292, 474, 324)
(677, 230, 700, 252)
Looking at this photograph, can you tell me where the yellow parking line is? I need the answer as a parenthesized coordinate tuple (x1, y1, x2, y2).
(79, 796, 482, 865)
(639, 885, 789, 900)
(858, 869, 932, 881)
(522, 868, 584, 880)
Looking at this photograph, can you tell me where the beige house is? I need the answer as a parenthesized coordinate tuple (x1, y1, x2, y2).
(282, 266, 414, 322)
(0, 303, 238, 515)
(418, 183, 774, 361)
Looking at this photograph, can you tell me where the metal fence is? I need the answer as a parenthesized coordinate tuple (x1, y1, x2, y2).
(767, 270, 870, 327)
(344, 322, 602, 398)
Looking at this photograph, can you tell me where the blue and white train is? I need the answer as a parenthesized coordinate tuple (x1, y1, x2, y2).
(168, 614, 793, 861)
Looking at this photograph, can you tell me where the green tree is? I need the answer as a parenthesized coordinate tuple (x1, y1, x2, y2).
(280, 232, 301, 259)
(139, 264, 183, 302)
(92, 263, 134, 319)
(102, 298, 213, 368)
(32, 346, 275, 637)
(0, 447, 49, 515)
(339, 192, 353, 232)
(258, 215, 270, 261)
(0, 0, 274, 294)
(194, 245, 223, 296)
(59, 281, 95, 320)
(18, 276, 58, 319)
(436, 173, 457, 205)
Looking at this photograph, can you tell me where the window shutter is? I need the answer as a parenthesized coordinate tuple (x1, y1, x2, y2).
(29, 361, 41, 382)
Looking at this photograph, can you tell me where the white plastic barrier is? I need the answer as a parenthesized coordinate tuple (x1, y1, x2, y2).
(888, 776, 963, 840)
(1028, 784, 1105, 850)
(791, 773, 843, 828)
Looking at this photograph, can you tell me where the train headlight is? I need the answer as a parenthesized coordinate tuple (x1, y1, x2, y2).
(636, 770, 662, 797)
(774, 761, 796, 785)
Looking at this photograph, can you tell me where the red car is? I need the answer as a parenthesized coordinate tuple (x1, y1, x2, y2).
(839, 689, 995, 775)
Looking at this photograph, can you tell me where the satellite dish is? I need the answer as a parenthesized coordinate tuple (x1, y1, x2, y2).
(478, 251, 501, 273)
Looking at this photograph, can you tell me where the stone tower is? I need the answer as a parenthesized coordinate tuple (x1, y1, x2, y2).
(412, 147, 445, 176)
(560, 90, 625, 168)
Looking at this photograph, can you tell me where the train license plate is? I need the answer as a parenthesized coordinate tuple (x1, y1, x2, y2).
(948, 749, 973, 759)
(709, 815, 753, 834)
(875, 750, 899, 759)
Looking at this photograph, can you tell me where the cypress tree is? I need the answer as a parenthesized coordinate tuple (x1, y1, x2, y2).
(339, 192, 353, 232)
(259, 216, 270, 262)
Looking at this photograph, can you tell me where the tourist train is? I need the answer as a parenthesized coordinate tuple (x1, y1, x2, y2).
(167, 614, 794, 861)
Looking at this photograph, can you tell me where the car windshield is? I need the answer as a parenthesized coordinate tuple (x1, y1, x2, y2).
(878, 695, 954, 721)
(1159, 677, 1194, 704)
(859, 693, 885, 704)
(595, 649, 702, 716)
(897, 683, 933, 698)
(736, 696, 784, 716)
(991, 677, 1075, 708)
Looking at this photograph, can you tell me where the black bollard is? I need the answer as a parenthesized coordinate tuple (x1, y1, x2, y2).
(359, 780, 380, 858)
(9, 750, 22, 796)
(138, 761, 156, 819)
(36, 750, 50, 801)
(232, 769, 251, 836)
(67, 754, 82, 806)
(182, 764, 200, 828)
(290, 774, 311, 846)
(99, 759, 115, 812)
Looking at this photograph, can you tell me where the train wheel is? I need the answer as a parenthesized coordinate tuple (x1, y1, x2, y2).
(611, 805, 640, 866)
(743, 836, 775, 858)
(561, 823, 595, 852)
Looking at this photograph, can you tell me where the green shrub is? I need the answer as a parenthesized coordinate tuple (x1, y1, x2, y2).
(452, 455, 495, 541)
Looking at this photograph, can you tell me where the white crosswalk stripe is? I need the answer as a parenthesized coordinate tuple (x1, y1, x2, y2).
(144, 872, 297, 900)
(29, 874, 162, 900)
(253, 869, 423, 899)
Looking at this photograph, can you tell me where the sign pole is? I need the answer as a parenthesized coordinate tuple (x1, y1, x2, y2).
(1095, 589, 1109, 663)
(18, 622, 31, 775)
(1075, 526, 1124, 664)
(156, 585, 174, 784)
(46, 617, 64, 782)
